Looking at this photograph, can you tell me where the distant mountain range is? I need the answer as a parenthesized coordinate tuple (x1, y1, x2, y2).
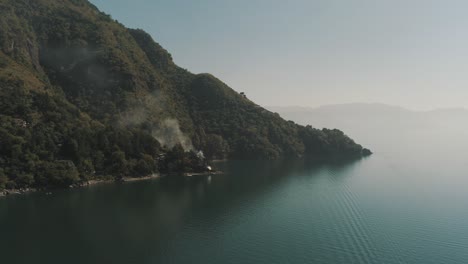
(268, 103, 468, 129)
(268, 103, 468, 154)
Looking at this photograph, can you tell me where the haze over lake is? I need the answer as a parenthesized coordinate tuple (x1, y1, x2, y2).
(2, 104, 467, 264)
(3, 0, 468, 263)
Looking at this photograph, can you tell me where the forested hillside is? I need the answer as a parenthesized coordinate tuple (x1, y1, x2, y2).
(0, 0, 370, 190)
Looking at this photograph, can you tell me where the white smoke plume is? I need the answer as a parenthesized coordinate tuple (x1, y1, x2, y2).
(118, 90, 166, 127)
(118, 91, 195, 152)
(118, 106, 148, 127)
(152, 119, 193, 151)
(196, 150, 205, 160)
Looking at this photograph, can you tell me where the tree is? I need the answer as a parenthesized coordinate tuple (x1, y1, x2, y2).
(35, 160, 80, 187)
(0, 169, 7, 190)
(164, 144, 187, 173)
(110, 150, 128, 177)
(79, 159, 95, 179)
(204, 134, 229, 160)
(134, 159, 151, 176)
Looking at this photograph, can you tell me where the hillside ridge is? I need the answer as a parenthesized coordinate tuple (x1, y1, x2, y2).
(0, 0, 370, 190)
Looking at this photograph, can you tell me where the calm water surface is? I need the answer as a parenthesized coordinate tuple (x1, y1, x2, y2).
(1, 128, 468, 263)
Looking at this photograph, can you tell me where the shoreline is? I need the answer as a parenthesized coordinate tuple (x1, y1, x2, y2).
(0, 171, 222, 198)
(0, 174, 162, 198)
(183, 171, 223, 177)
(121, 174, 162, 183)
(83, 174, 162, 186)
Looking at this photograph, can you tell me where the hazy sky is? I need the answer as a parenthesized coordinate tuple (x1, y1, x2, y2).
(91, 0, 468, 110)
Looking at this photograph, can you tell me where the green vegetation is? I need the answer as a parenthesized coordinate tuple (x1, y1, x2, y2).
(0, 0, 370, 191)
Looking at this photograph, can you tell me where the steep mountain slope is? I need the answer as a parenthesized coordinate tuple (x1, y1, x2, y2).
(0, 0, 370, 190)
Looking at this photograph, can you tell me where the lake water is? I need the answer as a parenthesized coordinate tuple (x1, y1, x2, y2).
(1, 126, 468, 263)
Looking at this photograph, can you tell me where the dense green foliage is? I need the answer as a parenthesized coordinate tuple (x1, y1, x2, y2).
(0, 0, 370, 190)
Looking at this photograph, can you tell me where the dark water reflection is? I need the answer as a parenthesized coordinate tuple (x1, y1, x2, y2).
(2, 151, 467, 264)
(0, 158, 362, 264)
